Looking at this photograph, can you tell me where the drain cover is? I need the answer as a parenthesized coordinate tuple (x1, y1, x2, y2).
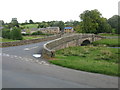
(33, 54, 41, 58)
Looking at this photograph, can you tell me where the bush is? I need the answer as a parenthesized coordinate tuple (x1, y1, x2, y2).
(31, 31, 43, 35)
(2, 29, 11, 39)
(2, 27, 23, 40)
(10, 27, 23, 40)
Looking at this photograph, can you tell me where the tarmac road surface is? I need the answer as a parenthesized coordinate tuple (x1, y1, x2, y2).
(1, 41, 118, 88)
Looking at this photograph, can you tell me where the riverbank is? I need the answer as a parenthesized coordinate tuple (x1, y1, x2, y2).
(49, 36, 119, 76)
(49, 46, 119, 76)
(92, 38, 119, 47)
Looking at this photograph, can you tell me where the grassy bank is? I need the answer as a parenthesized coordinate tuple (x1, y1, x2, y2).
(92, 38, 119, 47)
(23, 36, 43, 40)
(0, 38, 19, 42)
(0, 36, 44, 42)
(49, 46, 119, 76)
(98, 33, 119, 36)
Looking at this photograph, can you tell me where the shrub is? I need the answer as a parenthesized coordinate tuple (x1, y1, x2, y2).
(10, 27, 23, 40)
(2, 29, 11, 39)
(31, 31, 44, 35)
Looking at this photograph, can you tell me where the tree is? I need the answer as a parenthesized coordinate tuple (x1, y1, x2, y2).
(108, 15, 120, 34)
(10, 27, 23, 40)
(29, 19, 34, 24)
(38, 22, 49, 28)
(52, 21, 65, 31)
(2, 29, 11, 39)
(72, 21, 81, 32)
(79, 9, 112, 34)
(31, 31, 43, 35)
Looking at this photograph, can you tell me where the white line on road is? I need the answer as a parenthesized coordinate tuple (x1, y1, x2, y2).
(24, 46, 39, 51)
(2, 53, 49, 65)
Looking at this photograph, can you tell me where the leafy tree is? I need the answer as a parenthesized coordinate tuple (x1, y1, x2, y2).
(79, 9, 112, 34)
(108, 15, 120, 34)
(29, 19, 34, 24)
(65, 21, 73, 27)
(37, 21, 49, 28)
(74, 24, 81, 33)
(52, 21, 65, 31)
(31, 31, 43, 35)
(10, 27, 23, 40)
(2, 29, 11, 39)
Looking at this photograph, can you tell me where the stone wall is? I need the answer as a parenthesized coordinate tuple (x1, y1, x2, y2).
(0, 34, 61, 47)
(42, 34, 104, 59)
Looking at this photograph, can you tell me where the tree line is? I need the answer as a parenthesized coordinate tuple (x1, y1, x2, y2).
(79, 9, 119, 34)
(1, 9, 120, 40)
(20, 11, 120, 34)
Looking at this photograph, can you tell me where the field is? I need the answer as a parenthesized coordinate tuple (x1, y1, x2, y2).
(20, 24, 38, 29)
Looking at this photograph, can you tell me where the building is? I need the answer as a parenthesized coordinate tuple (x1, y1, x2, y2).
(64, 27, 74, 33)
(11, 18, 18, 24)
(38, 27, 60, 34)
(0, 20, 4, 26)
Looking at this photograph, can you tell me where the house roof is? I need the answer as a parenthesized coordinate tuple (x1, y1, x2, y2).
(64, 27, 73, 29)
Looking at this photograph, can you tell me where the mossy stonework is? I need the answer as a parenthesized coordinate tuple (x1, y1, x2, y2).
(42, 34, 104, 59)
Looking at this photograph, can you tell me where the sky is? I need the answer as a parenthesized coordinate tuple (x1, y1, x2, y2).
(0, 0, 119, 23)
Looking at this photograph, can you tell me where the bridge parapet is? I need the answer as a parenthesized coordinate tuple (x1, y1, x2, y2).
(42, 34, 104, 59)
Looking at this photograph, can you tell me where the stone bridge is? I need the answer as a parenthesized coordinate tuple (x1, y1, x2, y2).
(42, 34, 104, 59)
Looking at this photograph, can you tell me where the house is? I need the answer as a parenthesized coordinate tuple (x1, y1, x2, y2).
(64, 27, 74, 33)
(38, 27, 60, 34)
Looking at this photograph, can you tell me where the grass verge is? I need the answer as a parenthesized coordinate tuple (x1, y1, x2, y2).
(92, 38, 119, 47)
(49, 46, 119, 76)
(98, 33, 119, 36)
(0, 38, 19, 42)
(0, 36, 44, 42)
(23, 36, 43, 40)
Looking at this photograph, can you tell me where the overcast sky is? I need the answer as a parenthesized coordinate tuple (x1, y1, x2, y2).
(0, 0, 119, 23)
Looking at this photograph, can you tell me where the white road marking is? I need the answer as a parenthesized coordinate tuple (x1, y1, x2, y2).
(24, 48, 30, 51)
(24, 46, 39, 51)
(33, 54, 41, 58)
(2, 53, 49, 65)
(6, 54, 10, 57)
(14, 56, 17, 58)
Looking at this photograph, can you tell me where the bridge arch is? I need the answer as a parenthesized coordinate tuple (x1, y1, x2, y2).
(81, 40, 91, 46)
(42, 34, 104, 59)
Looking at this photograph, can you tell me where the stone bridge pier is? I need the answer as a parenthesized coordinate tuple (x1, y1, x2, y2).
(42, 34, 104, 59)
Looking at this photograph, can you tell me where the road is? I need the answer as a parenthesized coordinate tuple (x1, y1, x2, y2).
(1, 41, 118, 88)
